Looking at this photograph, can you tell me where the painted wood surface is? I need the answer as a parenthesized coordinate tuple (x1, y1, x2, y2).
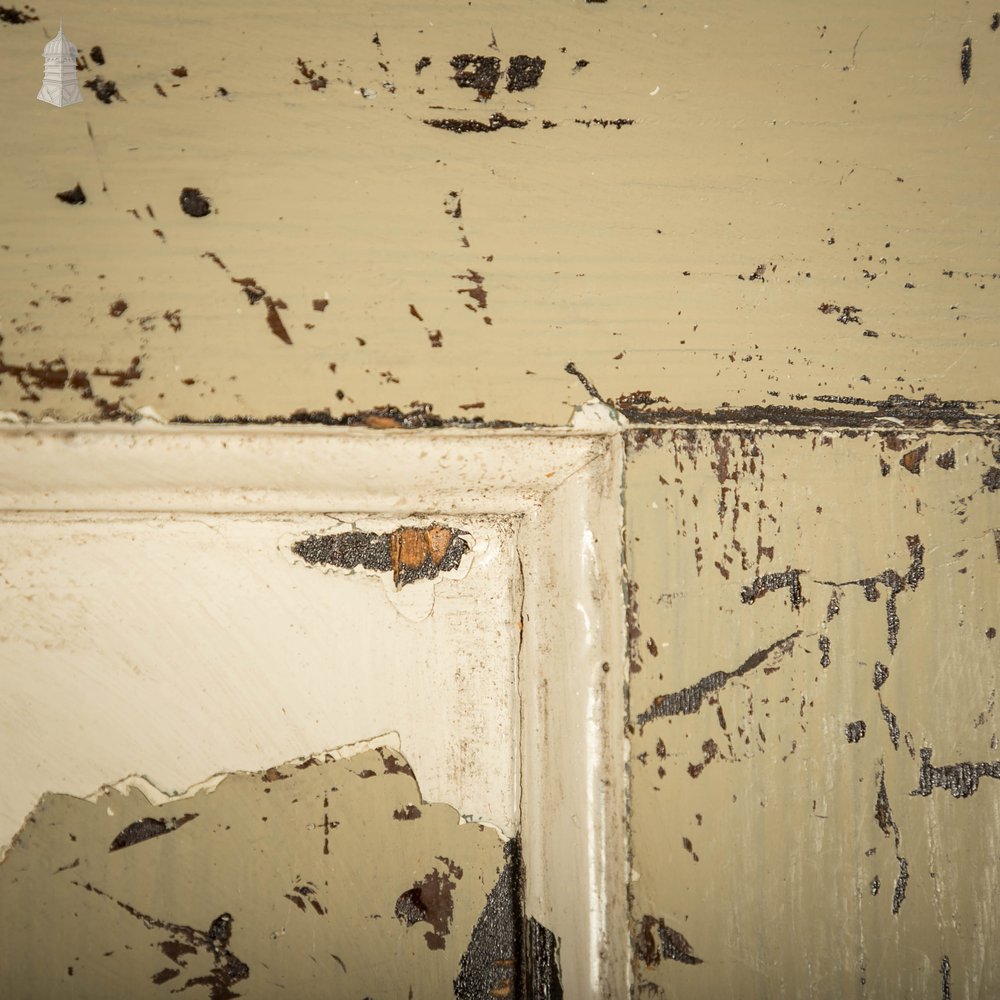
(2, 1, 998, 996)
(1, 0, 997, 424)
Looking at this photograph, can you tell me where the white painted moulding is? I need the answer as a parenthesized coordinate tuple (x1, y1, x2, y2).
(0, 423, 630, 999)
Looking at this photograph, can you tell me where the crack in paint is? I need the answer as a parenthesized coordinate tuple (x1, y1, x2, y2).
(878, 695, 901, 750)
(873, 763, 909, 915)
(635, 630, 802, 728)
(71, 881, 249, 999)
(815, 535, 925, 655)
(567, 361, 997, 429)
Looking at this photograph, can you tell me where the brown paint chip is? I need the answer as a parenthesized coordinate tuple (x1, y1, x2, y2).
(55, 184, 86, 205)
(450, 54, 502, 99)
(380, 749, 416, 777)
(392, 804, 422, 820)
(424, 112, 528, 133)
(394, 860, 463, 949)
(635, 915, 703, 967)
(84, 76, 123, 103)
(455, 269, 487, 309)
(179, 187, 212, 218)
(0, 6, 39, 23)
(264, 296, 292, 345)
(982, 467, 1000, 492)
(231, 276, 265, 305)
(900, 443, 928, 474)
(295, 57, 328, 90)
(506, 55, 545, 92)
(390, 525, 458, 584)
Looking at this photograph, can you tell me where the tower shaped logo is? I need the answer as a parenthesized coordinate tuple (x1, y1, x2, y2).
(37, 21, 83, 108)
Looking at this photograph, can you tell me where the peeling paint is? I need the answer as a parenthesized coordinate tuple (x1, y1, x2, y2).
(912, 748, 1000, 799)
(0, 745, 508, 997)
(627, 430, 999, 996)
(636, 630, 801, 728)
(569, 364, 998, 431)
(845, 721, 867, 743)
(740, 569, 805, 609)
(395, 857, 463, 950)
(109, 813, 198, 852)
(170, 404, 520, 428)
(292, 523, 469, 587)
(4, 2, 1000, 995)
(634, 915, 703, 968)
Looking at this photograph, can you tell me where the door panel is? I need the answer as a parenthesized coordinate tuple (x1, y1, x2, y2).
(0, 424, 627, 998)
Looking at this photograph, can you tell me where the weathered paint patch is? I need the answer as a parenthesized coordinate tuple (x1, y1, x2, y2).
(394, 857, 463, 950)
(874, 762, 910, 915)
(292, 523, 469, 587)
(628, 430, 1000, 997)
(633, 915, 703, 968)
(75, 883, 249, 998)
(571, 362, 999, 432)
(846, 720, 867, 743)
(454, 837, 563, 1000)
(424, 111, 528, 133)
(0, 746, 507, 998)
(170, 403, 520, 428)
(0, 355, 141, 419)
(0, 6, 39, 23)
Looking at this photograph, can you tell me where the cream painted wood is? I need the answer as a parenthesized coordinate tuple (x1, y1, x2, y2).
(0, 423, 628, 998)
